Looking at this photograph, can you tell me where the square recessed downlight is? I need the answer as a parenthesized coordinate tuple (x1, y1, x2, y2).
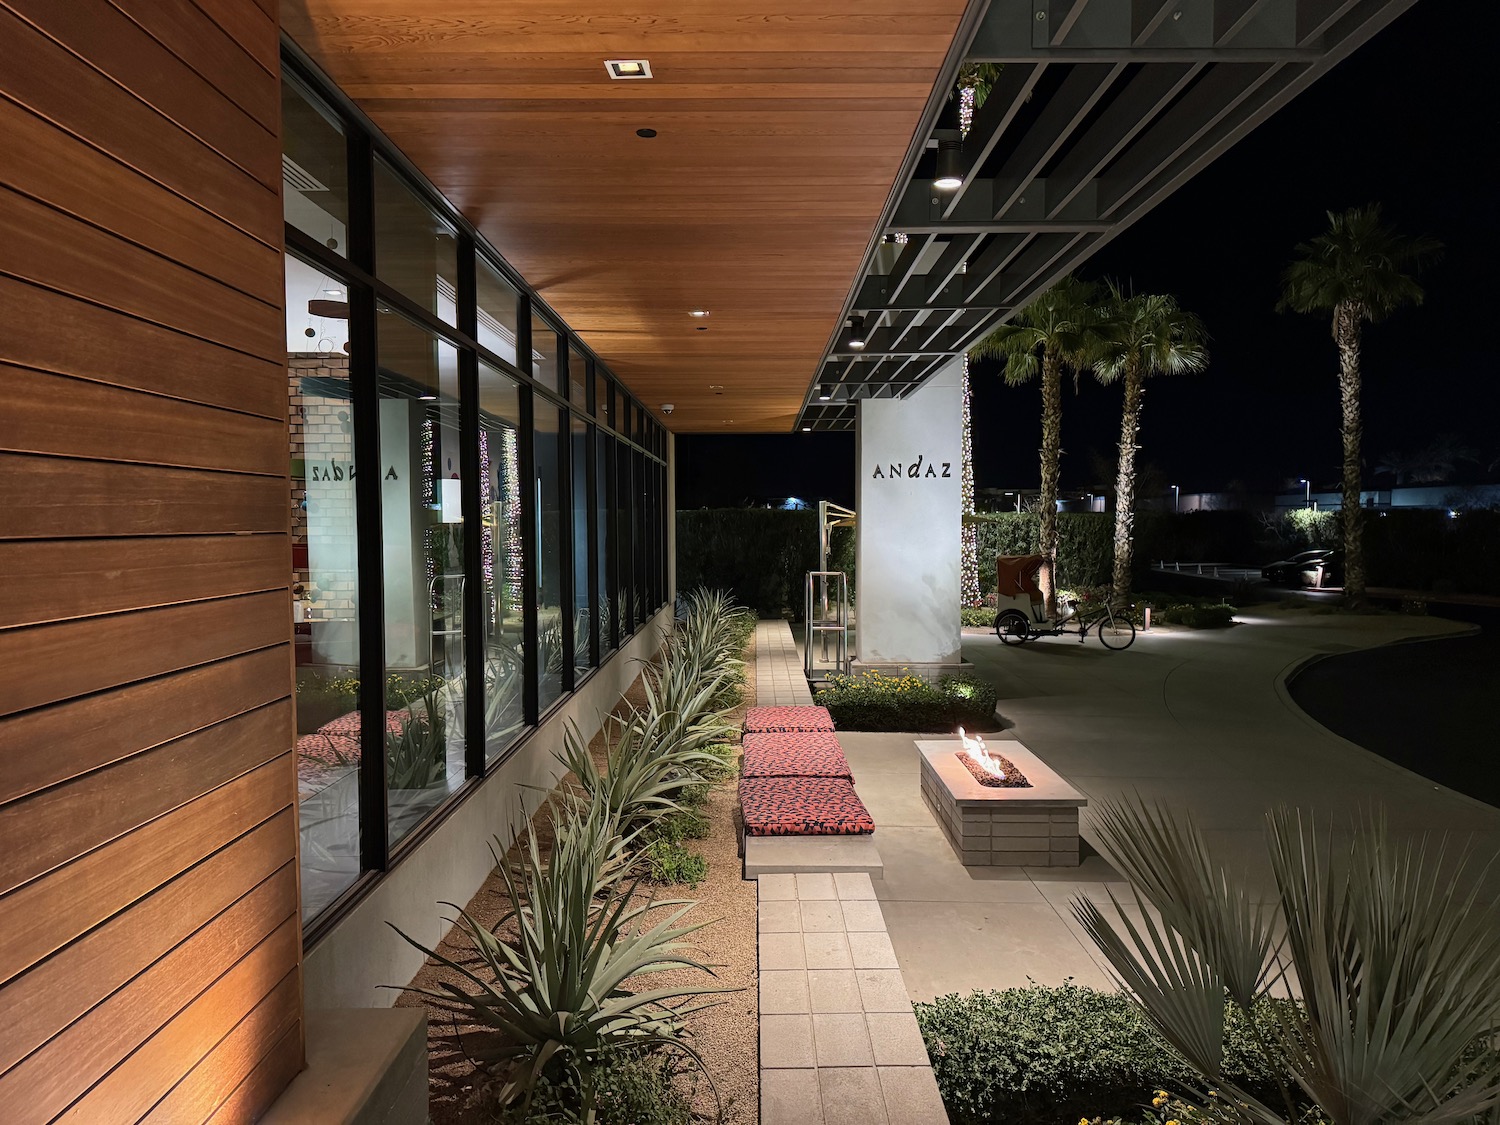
(606, 59, 653, 79)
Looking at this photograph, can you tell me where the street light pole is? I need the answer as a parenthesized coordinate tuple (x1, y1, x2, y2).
(1300, 478, 1310, 508)
(1171, 484, 1179, 513)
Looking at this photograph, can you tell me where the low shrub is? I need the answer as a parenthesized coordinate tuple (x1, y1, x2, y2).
(961, 607, 998, 628)
(1156, 603, 1235, 629)
(815, 670, 998, 732)
(645, 808, 711, 845)
(496, 1047, 696, 1125)
(915, 983, 1298, 1125)
(644, 839, 708, 887)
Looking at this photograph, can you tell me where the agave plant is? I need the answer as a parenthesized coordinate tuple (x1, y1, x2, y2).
(384, 687, 448, 790)
(389, 797, 730, 1121)
(556, 714, 724, 843)
(1074, 798, 1500, 1125)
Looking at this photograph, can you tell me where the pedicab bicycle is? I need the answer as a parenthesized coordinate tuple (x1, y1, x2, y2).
(991, 554, 1136, 650)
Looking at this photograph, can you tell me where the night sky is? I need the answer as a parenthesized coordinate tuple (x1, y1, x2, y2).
(676, 1, 1499, 510)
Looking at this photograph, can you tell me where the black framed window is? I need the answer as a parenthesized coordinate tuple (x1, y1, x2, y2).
(281, 53, 670, 935)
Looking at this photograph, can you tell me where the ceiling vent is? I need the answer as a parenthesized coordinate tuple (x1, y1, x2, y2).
(282, 154, 328, 193)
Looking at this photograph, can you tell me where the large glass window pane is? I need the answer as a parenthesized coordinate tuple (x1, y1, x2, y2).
(374, 159, 458, 326)
(615, 440, 633, 634)
(477, 256, 519, 367)
(568, 345, 587, 406)
(572, 417, 595, 677)
(283, 83, 348, 257)
(531, 314, 560, 392)
(596, 428, 614, 655)
(593, 371, 610, 424)
(635, 449, 649, 620)
(286, 254, 359, 920)
(535, 404, 565, 709)
(377, 310, 466, 846)
(479, 362, 526, 761)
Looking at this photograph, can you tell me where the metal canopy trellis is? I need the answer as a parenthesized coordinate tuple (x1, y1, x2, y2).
(797, 0, 1419, 431)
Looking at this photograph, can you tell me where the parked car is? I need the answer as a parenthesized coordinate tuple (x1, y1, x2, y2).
(1262, 548, 1344, 588)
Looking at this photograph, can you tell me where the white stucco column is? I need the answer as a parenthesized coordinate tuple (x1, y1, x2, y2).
(854, 356, 963, 669)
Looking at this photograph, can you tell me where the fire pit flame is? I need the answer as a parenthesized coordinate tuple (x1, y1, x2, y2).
(957, 726, 1006, 781)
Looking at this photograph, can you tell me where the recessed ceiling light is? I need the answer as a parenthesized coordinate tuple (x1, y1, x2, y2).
(802, 426, 812, 432)
(606, 59, 653, 79)
(695, 325, 708, 331)
(689, 310, 709, 317)
(636, 127, 657, 139)
(418, 394, 437, 401)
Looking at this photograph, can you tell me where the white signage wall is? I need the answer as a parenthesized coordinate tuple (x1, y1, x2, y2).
(855, 356, 964, 666)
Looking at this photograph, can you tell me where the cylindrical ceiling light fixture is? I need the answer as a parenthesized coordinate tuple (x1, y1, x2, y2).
(848, 315, 867, 350)
(818, 383, 832, 401)
(933, 92, 964, 191)
(933, 135, 964, 190)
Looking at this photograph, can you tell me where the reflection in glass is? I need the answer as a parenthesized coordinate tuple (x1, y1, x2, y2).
(596, 428, 614, 655)
(477, 256, 519, 366)
(286, 253, 359, 921)
(615, 440, 632, 635)
(568, 346, 587, 406)
(479, 362, 526, 761)
(572, 417, 594, 678)
(535, 403, 564, 709)
(377, 310, 466, 846)
(283, 82, 348, 257)
(531, 314, 560, 392)
(375, 159, 459, 326)
(594, 371, 610, 425)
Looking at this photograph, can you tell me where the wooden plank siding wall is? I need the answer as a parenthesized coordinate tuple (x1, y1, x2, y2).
(0, 1, 302, 1122)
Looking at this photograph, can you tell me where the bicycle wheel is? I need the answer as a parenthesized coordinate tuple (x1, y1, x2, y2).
(996, 610, 1030, 645)
(1096, 609, 1136, 650)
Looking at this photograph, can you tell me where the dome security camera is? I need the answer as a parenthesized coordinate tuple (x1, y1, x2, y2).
(660, 403, 675, 415)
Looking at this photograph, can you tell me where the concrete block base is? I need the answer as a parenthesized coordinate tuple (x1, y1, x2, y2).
(745, 834, 884, 878)
(917, 739, 1086, 868)
(260, 1008, 427, 1125)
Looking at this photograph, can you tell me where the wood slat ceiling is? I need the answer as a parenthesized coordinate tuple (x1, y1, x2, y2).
(282, 1, 969, 433)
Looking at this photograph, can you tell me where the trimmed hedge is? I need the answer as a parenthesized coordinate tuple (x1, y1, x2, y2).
(814, 670, 999, 732)
(675, 509, 855, 619)
(915, 983, 1298, 1125)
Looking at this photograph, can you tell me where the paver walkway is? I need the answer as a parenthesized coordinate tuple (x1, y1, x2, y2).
(755, 621, 816, 706)
(758, 872, 946, 1125)
(751, 620, 946, 1123)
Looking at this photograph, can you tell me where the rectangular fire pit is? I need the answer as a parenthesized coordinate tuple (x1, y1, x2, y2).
(917, 739, 1086, 867)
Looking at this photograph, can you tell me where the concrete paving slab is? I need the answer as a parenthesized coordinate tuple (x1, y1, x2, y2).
(760, 1014, 815, 1069)
(761, 970, 811, 1015)
(833, 872, 877, 899)
(865, 1012, 931, 1066)
(876, 1066, 948, 1124)
(812, 1014, 874, 1067)
(803, 932, 854, 970)
(818, 1067, 889, 1125)
(759, 931, 807, 971)
(807, 970, 862, 1013)
(762, 1069, 823, 1125)
(848, 931, 900, 970)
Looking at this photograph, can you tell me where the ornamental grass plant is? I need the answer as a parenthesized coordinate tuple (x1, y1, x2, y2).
(390, 588, 755, 1121)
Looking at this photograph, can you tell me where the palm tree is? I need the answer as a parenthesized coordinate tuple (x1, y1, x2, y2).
(1278, 205, 1441, 606)
(970, 276, 1096, 616)
(1092, 284, 1209, 606)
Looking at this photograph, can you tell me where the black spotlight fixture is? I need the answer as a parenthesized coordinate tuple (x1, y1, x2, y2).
(848, 315, 867, 350)
(818, 383, 832, 401)
(933, 91, 964, 190)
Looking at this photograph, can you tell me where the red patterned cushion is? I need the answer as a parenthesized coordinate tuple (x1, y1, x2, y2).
(739, 777, 874, 836)
(742, 732, 852, 780)
(743, 705, 835, 734)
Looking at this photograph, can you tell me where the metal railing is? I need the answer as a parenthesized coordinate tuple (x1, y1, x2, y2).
(804, 570, 850, 678)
